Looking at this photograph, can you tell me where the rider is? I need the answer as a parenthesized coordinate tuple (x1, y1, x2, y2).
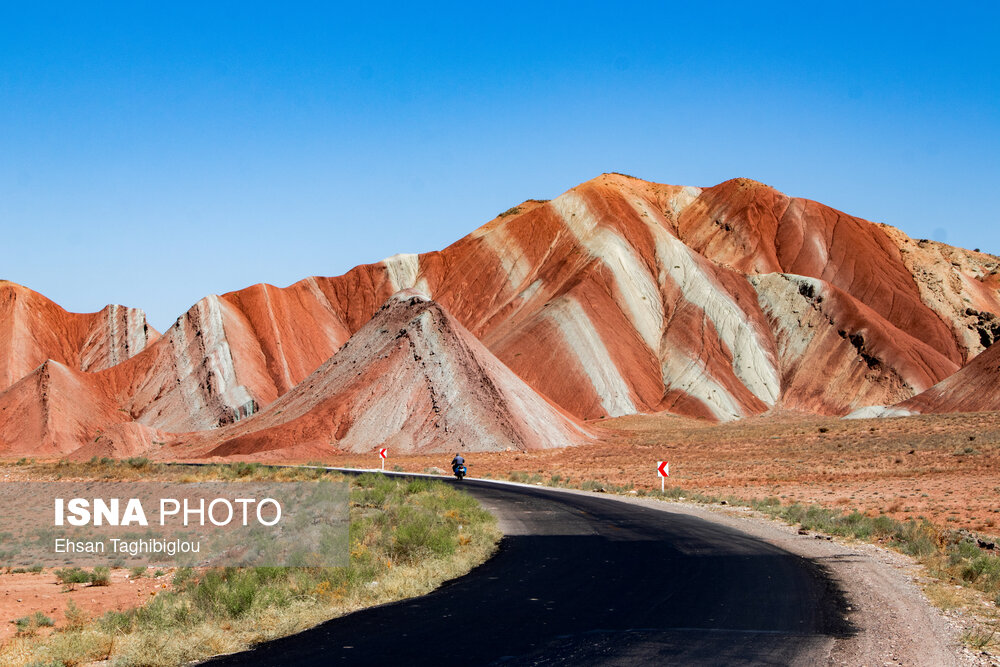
(451, 452, 465, 473)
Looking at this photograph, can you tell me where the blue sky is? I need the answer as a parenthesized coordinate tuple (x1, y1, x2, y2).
(1, 2, 997, 331)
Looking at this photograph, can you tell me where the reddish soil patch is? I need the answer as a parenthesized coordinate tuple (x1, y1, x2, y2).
(313, 411, 1000, 538)
(0, 568, 169, 643)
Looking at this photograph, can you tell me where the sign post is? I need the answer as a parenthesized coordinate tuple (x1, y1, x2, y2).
(657, 461, 669, 493)
(379, 447, 387, 471)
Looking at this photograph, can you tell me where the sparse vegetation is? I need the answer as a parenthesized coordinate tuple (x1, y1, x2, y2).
(2, 469, 500, 666)
(13, 612, 54, 636)
(508, 471, 542, 484)
(63, 599, 89, 632)
(89, 566, 111, 587)
(54, 567, 91, 591)
(53, 566, 111, 590)
(962, 621, 999, 650)
(530, 468, 1000, 642)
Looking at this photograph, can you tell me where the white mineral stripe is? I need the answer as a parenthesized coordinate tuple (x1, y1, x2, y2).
(199, 296, 254, 416)
(478, 224, 533, 292)
(632, 198, 780, 406)
(670, 186, 702, 216)
(552, 192, 663, 351)
(382, 253, 421, 292)
(547, 296, 636, 417)
(751, 274, 824, 363)
(660, 350, 744, 421)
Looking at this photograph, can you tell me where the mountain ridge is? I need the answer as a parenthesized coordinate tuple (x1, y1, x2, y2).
(2, 173, 998, 457)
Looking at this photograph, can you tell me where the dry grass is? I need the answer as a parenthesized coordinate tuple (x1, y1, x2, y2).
(0, 466, 500, 666)
(924, 581, 979, 610)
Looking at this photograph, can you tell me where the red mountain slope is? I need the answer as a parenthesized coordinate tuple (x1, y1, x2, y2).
(0, 281, 158, 392)
(2, 173, 998, 458)
(0, 360, 134, 457)
(187, 174, 990, 422)
(894, 342, 1000, 414)
(176, 291, 589, 459)
(674, 177, 999, 365)
(751, 273, 958, 413)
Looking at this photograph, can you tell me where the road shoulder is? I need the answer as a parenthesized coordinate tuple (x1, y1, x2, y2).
(500, 482, 983, 666)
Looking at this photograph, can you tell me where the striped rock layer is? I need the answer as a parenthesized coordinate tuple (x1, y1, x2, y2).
(0, 281, 158, 391)
(175, 290, 588, 459)
(1, 173, 998, 456)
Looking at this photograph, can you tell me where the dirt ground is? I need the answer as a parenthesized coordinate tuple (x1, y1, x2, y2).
(314, 411, 1000, 539)
(0, 568, 169, 643)
(2, 410, 998, 651)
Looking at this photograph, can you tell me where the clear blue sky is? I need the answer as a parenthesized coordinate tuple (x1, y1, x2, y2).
(2, 2, 997, 331)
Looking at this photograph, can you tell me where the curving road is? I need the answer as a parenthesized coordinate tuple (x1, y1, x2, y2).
(207, 476, 853, 666)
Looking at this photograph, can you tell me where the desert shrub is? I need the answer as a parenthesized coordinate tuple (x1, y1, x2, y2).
(98, 610, 133, 634)
(224, 462, 262, 478)
(961, 553, 1000, 587)
(64, 599, 89, 631)
(387, 507, 456, 563)
(13, 611, 54, 635)
(172, 566, 195, 590)
(893, 520, 938, 557)
(54, 567, 90, 590)
(89, 566, 111, 586)
(405, 478, 433, 494)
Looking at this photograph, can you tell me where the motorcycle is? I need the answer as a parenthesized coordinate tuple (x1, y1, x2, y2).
(452, 463, 467, 480)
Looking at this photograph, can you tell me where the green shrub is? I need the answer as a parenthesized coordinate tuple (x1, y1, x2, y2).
(893, 520, 938, 557)
(172, 566, 195, 590)
(64, 599, 89, 631)
(226, 462, 262, 478)
(13, 611, 54, 635)
(99, 610, 134, 634)
(54, 567, 90, 590)
(388, 507, 455, 563)
(89, 566, 111, 586)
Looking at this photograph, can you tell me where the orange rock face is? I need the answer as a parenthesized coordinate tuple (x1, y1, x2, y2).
(0, 282, 158, 391)
(176, 291, 589, 458)
(1, 174, 998, 458)
(0, 361, 127, 457)
(895, 342, 1000, 414)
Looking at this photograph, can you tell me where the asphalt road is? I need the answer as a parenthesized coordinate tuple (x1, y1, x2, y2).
(207, 477, 853, 666)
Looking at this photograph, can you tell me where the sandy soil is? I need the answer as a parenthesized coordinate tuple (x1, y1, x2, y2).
(307, 411, 1000, 539)
(0, 568, 169, 643)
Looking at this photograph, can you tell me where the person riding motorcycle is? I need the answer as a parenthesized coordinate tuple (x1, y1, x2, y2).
(451, 453, 466, 479)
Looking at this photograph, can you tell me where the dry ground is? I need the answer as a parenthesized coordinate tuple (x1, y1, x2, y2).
(2, 412, 998, 660)
(306, 411, 1000, 539)
(0, 569, 168, 643)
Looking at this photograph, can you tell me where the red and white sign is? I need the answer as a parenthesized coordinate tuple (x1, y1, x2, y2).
(379, 448, 388, 459)
(657, 461, 669, 477)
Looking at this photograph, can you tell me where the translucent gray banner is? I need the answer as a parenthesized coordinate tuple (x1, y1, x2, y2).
(0, 481, 348, 567)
